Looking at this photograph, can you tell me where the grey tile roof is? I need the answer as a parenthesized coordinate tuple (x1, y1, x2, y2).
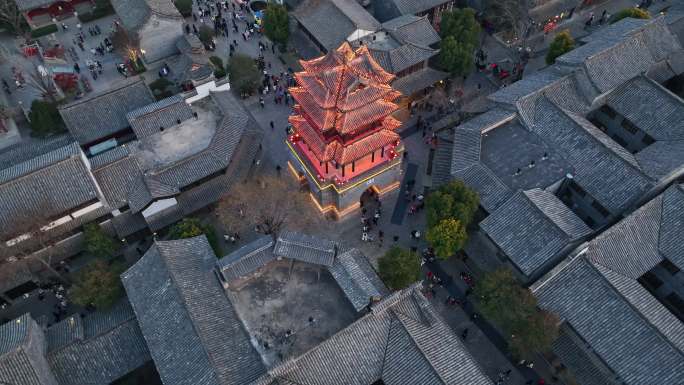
(294, 0, 379, 51)
(369, 44, 435, 73)
(328, 248, 389, 311)
(92, 149, 144, 209)
(659, 184, 684, 269)
(535, 254, 684, 385)
(127, 94, 194, 139)
(390, 67, 446, 95)
(533, 184, 684, 385)
(59, 77, 155, 144)
(0, 136, 74, 170)
(217, 235, 276, 282)
(382, 15, 440, 47)
(0, 142, 100, 238)
(551, 327, 614, 385)
(274, 231, 337, 266)
(0, 314, 58, 385)
(528, 98, 652, 215)
(46, 301, 151, 385)
(121, 236, 266, 385)
(431, 132, 454, 187)
(14, 0, 54, 11)
(263, 285, 492, 385)
(453, 163, 511, 213)
(556, 17, 681, 94)
(481, 189, 591, 277)
(112, 0, 182, 31)
(606, 76, 684, 141)
(373, 0, 451, 22)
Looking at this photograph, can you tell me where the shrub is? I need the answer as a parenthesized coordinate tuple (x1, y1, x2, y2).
(198, 25, 214, 44)
(229, 54, 261, 96)
(263, 4, 289, 45)
(609, 7, 650, 24)
(84, 223, 119, 258)
(378, 247, 421, 290)
(546, 30, 574, 65)
(149, 77, 174, 99)
(30, 24, 57, 38)
(174, 0, 193, 17)
(78, 0, 114, 22)
(209, 56, 226, 78)
(28, 100, 64, 137)
(70, 259, 124, 310)
(167, 218, 222, 256)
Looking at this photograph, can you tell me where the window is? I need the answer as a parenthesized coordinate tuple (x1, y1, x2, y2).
(665, 293, 684, 312)
(569, 181, 586, 197)
(600, 105, 617, 119)
(660, 259, 681, 275)
(591, 200, 610, 218)
(642, 134, 655, 146)
(638, 271, 663, 290)
(620, 119, 639, 134)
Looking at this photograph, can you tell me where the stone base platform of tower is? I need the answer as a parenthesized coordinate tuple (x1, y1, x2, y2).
(287, 144, 402, 218)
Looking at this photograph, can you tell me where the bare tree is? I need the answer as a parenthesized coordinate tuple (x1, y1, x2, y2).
(111, 25, 140, 62)
(25, 64, 63, 102)
(485, 0, 531, 46)
(0, 206, 71, 284)
(216, 174, 321, 237)
(0, 0, 26, 37)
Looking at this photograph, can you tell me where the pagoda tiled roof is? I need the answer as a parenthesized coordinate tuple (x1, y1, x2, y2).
(291, 42, 402, 165)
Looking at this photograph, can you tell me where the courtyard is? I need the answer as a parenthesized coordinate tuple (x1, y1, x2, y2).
(226, 259, 358, 367)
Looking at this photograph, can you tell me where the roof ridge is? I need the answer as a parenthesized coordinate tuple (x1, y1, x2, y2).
(153, 238, 223, 385)
(522, 189, 581, 240)
(60, 78, 147, 109)
(588, 260, 684, 359)
(391, 310, 447, 385)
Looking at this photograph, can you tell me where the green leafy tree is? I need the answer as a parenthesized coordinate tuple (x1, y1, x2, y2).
(198, 25, 215, 44)
(229, 54, 261, 97)
(440, 8, 480, 47)
(28, 100, 65, 137)
(209, 56, 226, 78)
(174, 0, 193, 16)
(426, 180, 479, 229)
(474, 268, 559, 359)
(438, 8, 480, 77)
(609, 7, 650, 24)
(439, 36, 474, 76)
(70, 259, 124, 309)
(84, 223, 119, 258)
(545, 30, 574, 65)
(263, 4, 289, 46)
(378, 246, 421, 290)
(167, 218, 221, 256)
(426, 218, 467, 259)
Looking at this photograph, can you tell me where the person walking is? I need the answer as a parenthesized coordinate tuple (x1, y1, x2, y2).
(259, 97, 265, 108)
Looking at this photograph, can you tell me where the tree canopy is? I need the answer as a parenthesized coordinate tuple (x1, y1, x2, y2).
(610, 7, 650, 24)
(426, 218, 467, 259)
(378, 246, 421, 290)
(198, 25, 215, 44)
(440, 8, 480, 47)
(263, 4, 289, 46)
(425, 180, 479, 229)
(438, 8, 480, 77)
(545, 30, 574, 65)
(83, 223, 119, 259)
(474, 268, 559, 359)
(70, 259, 124, 309)
(28, 100, 65, 137)
(229, 54, 261, 96)
(167, 218, 221, 256)
(174, 0, 192, 16)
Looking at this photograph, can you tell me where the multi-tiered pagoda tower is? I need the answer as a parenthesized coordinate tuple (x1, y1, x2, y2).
(287, 43, 404, 216)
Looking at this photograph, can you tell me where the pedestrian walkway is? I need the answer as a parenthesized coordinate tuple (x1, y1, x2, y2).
(390, 163, 418, 225)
